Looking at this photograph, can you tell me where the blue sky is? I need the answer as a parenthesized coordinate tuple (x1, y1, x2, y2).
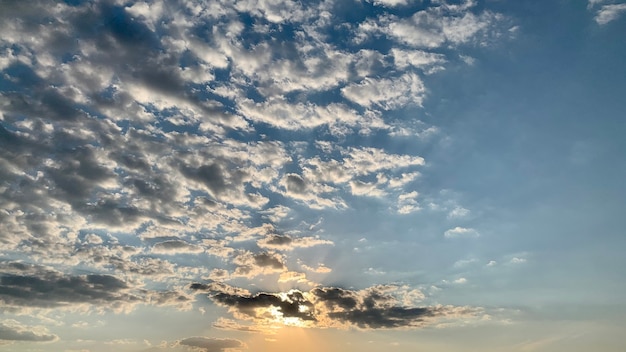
(1, 1, 625, 351)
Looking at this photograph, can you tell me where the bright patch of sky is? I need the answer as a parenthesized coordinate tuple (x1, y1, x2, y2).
(1, 0, 625, 351)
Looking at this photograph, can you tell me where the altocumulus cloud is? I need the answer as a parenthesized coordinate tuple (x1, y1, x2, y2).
(0, 0, 512, 347)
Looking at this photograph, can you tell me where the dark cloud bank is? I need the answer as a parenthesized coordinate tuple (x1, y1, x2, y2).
(191, 282, 477, 329)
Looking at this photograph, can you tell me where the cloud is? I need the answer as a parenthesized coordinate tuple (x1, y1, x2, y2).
(510, 257, 527, 264)
(0, 320, 57, 342)
(231, 251, 286, 278)
(341, 72, 426, 109)
(356, 3, 503, 49)
(368, 0, 410, 7)
(300, 262, 332, 274)
(277, 271, 309, 284)
(593, 3, 626, 24)
(191, 283, 479, 330)
(178, 337, 246, 352)
(152, 240, 205, 255)
(444, 227, 480, 238)
(0, 261, 191, 313)
(0, 0, 511, 343)
(397, 191, 420, 214)
(0, 269, 139, 312)
(257, 232, 333, 251)
(212, 317, 262, 333)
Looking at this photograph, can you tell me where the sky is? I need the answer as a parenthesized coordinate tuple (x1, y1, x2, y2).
(0, 0, 625, 351)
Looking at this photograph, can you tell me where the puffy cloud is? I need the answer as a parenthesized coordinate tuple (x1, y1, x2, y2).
(391, 48, 446, 70)
(444, 227, 480, 239)
(510, 257, 527, 264)
(397, 191, 420, 214)
(341, 73, 426, 109)
(237, 98, 365, 131)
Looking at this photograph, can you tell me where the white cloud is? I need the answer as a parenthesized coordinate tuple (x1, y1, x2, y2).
(444, 227, 480, 238)
(594, 3, 626, 24)
(453, 277, 468, 284)
(237, 97, 364, 130)
(397, 191, 421, 214)
(367, 0, 409, 7)
(341, 72, 426, 109)
(453, 258, 477, 268)
(391, 48, 446, 70)
(510, 257, 527, 264)
(349, 180, 387, 197)
(300, 262, 332, 273)
(447, 206, 470, 219)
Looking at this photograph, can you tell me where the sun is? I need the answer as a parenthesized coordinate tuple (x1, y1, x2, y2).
(260, 290, 316, 329)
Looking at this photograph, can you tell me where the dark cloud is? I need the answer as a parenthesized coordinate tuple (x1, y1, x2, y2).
(0, 261, 194, 312)
(311, 287, 358, 310)
(256, 231, 332, 250)
(327, 305, 435, 329)
(264, 234, 293, 246)
(178, 337, 245, 352)
(192, 283, 478, 330)
(0, 271, 138, 309)
(253, 252, 284, 269)
(180, 164, 227, 196)
(152, 239, 203, 254)
(209, 290, 315, 322)
(285, 174, 307, 194)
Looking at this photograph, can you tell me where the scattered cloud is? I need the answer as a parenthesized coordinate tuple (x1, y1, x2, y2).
(0, 0, 520, 346)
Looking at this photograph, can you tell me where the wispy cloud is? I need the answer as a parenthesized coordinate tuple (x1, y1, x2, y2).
(588, 0, 626, 24)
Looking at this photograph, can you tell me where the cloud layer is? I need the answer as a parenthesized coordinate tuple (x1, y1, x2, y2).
(0, 0, 517, 348)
